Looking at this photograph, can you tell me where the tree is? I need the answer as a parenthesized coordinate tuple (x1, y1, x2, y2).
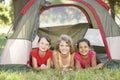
(0, 0, 12, 25)
(107, 0, 120, 20)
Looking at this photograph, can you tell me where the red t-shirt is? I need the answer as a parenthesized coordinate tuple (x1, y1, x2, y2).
(28, 48, 52, 67)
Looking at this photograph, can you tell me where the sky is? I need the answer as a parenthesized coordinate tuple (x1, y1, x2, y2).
(4, 0, 10, 5)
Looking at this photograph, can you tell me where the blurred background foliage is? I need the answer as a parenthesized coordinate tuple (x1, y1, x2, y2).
(0, 0, 13, 26)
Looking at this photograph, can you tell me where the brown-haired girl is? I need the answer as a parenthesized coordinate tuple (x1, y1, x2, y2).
(28, 35, 52, 71)
(75, 38, 104, 69)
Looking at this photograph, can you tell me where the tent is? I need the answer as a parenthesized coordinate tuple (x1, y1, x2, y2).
(0, 0, 120, 65)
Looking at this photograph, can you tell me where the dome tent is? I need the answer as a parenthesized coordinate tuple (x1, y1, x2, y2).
(0, 0, 120, 66)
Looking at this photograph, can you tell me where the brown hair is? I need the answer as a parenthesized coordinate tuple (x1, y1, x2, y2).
(76, 38, 91, 50)
(38, 35, 51, 45)
(55, 34, 74, 54)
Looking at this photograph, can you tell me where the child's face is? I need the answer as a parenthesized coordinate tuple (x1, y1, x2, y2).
(38, 37, 50, 52)
(59, 40, 70, 54)
(78, 41, 90, 56)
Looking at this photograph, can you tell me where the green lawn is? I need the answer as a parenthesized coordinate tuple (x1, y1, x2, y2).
(0, 68, 120, 80)
(0, 60, 120, 80)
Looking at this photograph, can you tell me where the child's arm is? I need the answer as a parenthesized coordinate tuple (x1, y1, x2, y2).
(92, 52, 104, 69)
(70, 53, 75, 70)
(52, 51, 60, 70)
(46, 58, 52, 69)
(91, 54, 97, 67)
(32, 57, 40, 71)
(75, 59, 82, 70)
(96, 56, 104, 69)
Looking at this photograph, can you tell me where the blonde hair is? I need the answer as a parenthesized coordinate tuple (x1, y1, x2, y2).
(55, 34, 75, 54)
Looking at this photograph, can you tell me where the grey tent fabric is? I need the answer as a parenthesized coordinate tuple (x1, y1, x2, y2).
(0, 0, 44, 64)
(10, 1, 40, 41)
(38, 23, 89, 45)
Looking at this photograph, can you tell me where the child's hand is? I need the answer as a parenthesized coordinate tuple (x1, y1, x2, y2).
(40, 64, 48, 70)
(96, 63, 104, 69)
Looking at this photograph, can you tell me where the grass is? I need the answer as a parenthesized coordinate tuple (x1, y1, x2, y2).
(0, 63, 120, 80)
(0, 68, 120, 80)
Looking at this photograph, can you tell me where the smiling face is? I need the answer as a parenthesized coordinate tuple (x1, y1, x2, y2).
(59, 40, 70, 55)
(79, 41, 90, 56)
(38, 37, 50, 52)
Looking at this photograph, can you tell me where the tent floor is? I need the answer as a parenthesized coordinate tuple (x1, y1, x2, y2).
(95, 53, 120, 69)
(97, 53, 108, 64)
(105, 60, 120, 69)
(0, 64, 32, 72)
(0, 60, 120, 71)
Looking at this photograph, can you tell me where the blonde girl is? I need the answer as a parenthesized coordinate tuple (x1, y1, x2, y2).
(53, 34, 75, 71)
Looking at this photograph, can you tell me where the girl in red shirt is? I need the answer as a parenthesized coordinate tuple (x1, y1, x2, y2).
(28, 35, 52, 71)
